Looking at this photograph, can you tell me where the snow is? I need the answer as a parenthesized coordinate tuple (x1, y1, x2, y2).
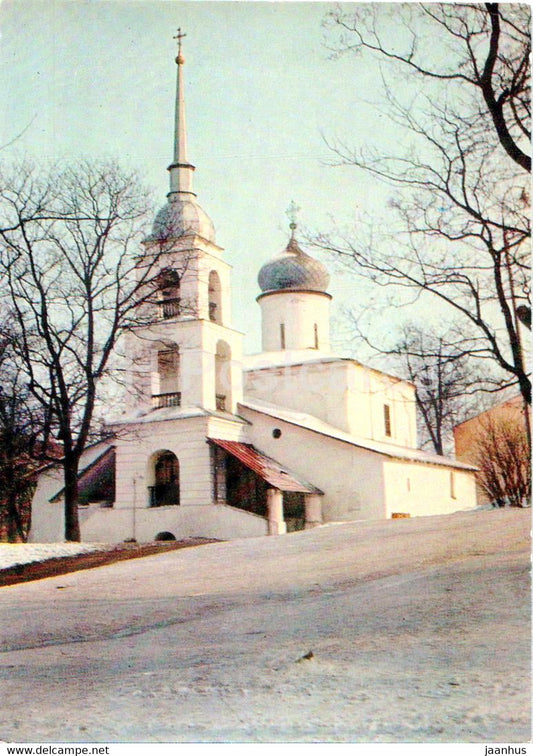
(0, 542, 107, 569)
(0, 509, 530, 743)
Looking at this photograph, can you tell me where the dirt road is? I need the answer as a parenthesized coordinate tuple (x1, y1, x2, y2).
(0, 509, 530, 743)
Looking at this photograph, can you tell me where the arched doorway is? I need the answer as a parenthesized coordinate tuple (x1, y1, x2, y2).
(149, 450, 180, 507)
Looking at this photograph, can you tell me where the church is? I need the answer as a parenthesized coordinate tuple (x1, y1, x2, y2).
(30, 37, 477, 543)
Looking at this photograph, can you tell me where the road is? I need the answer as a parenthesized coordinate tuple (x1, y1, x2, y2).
(0, 508, 530, 743)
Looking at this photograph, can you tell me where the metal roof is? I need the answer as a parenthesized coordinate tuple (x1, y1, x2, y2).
(209, 439, 322, 494)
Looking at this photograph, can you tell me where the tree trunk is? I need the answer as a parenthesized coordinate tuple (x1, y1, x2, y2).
(6, 496, 25, 542)
(63, 458, 81, 542)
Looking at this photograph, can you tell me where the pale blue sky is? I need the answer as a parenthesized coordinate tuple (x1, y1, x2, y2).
(0, 1, 400, 354)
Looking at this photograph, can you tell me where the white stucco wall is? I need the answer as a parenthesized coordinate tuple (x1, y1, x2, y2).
(383, 460, 477, 518)
(347, 364, 417, 448)
(244, 360, 349, 435)
(30, 413, 266, 544)
(239, 404, 476, 524)
(259, 290, 331, 352)
(112, 415, 215, 512)
(115, 316, 244, 415)
(29, 441, 115, 544)
(28, 468, 65, 543)
(138, 237, 230, 324)
(244, 359, 417, 447)
(239, 405, 387, 522)
(79, 503, 268, 543)
(196, 250, 233, 326)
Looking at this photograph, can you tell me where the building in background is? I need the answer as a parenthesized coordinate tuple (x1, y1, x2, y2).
(454, 395, 529, 507)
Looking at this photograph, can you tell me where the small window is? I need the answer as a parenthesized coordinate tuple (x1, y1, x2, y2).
(280, 323, 286, 349)
(272, 428, 282, 439)
(450, 471, 456, 499)
(406, 477, 411, 493)
(384, 404, 392, 437)
(314, 323, 319, 349)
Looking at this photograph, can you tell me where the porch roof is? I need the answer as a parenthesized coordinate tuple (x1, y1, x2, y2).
(208, 439, 322, 495)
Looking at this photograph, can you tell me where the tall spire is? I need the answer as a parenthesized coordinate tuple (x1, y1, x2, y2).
(168, 28, 195, 197)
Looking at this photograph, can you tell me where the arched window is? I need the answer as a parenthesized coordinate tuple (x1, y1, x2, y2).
(157, 268, 181, 319)
(152, 344, 180, 408)
(149, 451, 180, 507)
(208, 270, 222, 324)
(215, 340, 231, 411)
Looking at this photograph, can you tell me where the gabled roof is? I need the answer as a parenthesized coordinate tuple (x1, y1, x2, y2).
(238, 399, 477, 472)
(208, 438, 322, 494)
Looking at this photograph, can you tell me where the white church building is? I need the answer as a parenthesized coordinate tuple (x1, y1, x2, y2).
(30, 39, 477, 543)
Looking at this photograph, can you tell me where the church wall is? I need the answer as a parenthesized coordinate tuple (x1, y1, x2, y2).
(196, 251, 233, 325)
(244, 360, 350, 434)
(29, 440, 116, 543)
(239, 405, 387, 522)
(206, 415, 249, 442)
(79, 503, 268, 543)
(28, 468, 65, 543)
(112, 415, 214, 511)
(382, 459, 476, 518)
(244, 359, 417, 448)
(347, 365, 417, 448)
(115, 317, 243, 414)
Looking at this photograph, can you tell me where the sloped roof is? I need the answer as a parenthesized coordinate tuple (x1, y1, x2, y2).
(49, 445, 116, 503)
(209, 438, 322, 494)
(238, 399, 477, 472)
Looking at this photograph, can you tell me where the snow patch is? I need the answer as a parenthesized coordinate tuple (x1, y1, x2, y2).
(0, 543, 109, 570)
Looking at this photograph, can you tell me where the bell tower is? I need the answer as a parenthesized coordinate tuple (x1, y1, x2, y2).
(126, 31, 243, 416)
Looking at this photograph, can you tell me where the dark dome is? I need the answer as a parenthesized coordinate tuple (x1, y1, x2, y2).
(258, 237, 330, 294)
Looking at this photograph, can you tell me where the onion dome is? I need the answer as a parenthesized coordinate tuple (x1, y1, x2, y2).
(258, 226, 330, 294)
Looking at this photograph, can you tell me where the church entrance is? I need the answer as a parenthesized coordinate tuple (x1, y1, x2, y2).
(210, 439, 309, 531)
(149, 450, 180, 507)
(281, 492, 306, 532)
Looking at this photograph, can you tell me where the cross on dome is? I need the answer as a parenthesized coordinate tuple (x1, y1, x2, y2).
(286, 201, 301, 235)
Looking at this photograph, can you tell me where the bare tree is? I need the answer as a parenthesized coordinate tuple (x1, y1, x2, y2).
(316, 4, 531, 445)
(388, 326, 490, 455)
(0, 161, 180, 541)
(473, 413, 530, 507)
(0, 315, 54, 541)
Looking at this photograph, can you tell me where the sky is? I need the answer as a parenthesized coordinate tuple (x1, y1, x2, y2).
(0, 0, 409, 356)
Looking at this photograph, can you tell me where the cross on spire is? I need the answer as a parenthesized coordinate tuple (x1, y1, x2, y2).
(173, 27, 187, 54)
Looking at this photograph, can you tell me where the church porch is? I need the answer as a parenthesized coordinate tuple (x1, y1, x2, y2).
(209, 438, 323, 534)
